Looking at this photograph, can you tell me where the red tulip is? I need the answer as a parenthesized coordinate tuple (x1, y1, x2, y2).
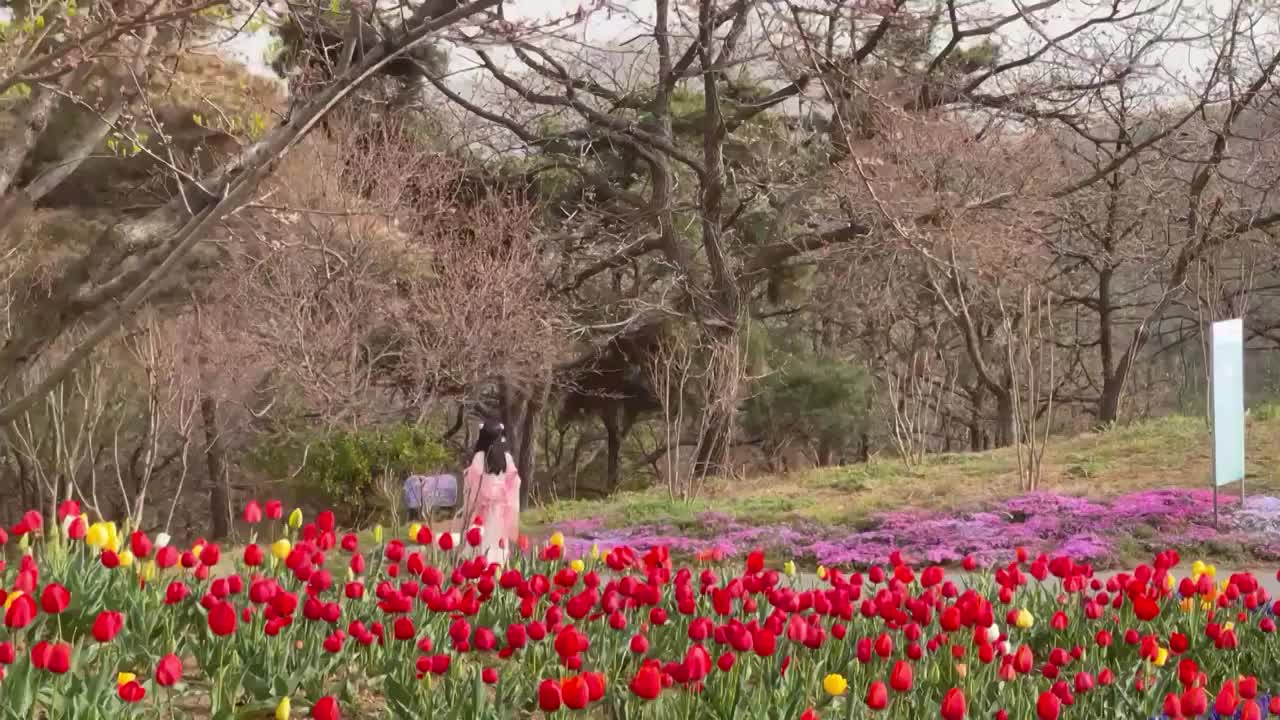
(717, 652, 735, 672)
(0, 642, 13, 664)
(1240, 676, 1258, 700)
(1163, 693, 1183, 718)
(1243, 700, 1262, 720)
(393, 616, 415, 641)
(940, 688, 966, 720)
(466, 527, 482, 547)
(265, 500, 283, 519)
(207, 601, 237, 636)
(866, 680, 888, 711)
(538, 679, 563, 712)
(155, 653, 183, 686)
(1036, 691, 1060, 720)
(4, 593, 36, 629)
(889, 660, 913, 692)
(800, 709, 818, 720)
(438, 532, 454, 551)
(562, 675, 590, 710)
(630, 634, 649, 654)
(40, 583, 70, 614)
(66, 517, 86, 540)
(129, 531, 153, 559)
(244, 544, 264, 566)
(1215, 680, 1238, 716)
(30, 641, 50, 669)
(243, 500, 263, 524)
(311, 696, 340, 720)
(482, 667, 499, 685)
(92, 610, 124, 642)
(45, 643, 71, 674)
(1182, 686, 1208, 717)
(1012, 645, 1033, 674)
(118, 680, 146, 702)
(156, 545, 178, 568)
(630, 662, 663, 700)
(317, 510, 336, 533)
(199, 544, 220, 567)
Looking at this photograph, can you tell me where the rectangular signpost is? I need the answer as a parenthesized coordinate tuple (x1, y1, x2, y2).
(1210, 318, 1246, 527)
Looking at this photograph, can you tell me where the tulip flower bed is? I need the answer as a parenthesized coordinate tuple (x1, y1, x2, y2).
(4, 501, 1280, 719)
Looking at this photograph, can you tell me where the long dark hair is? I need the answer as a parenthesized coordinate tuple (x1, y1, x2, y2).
(473, 419, 509, 475)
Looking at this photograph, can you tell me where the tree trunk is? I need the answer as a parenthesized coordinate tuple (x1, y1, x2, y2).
(602, 405, 622, 492)
(1098, 379, 1123, 425)
(516, 385, 543, 510)
(200, 391, 230, 539)
(1097, 265, 1121, 423)
(816, 438, 834, 467)
(969, 383, 987, 451)
(995, 390, 1016, 448)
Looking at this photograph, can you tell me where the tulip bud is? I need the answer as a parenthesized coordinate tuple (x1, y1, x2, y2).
(271, 539, 291, 561)
(274, 697, 290, 720)
(287, 509, 303, 529)
(373, 525, 384, 544)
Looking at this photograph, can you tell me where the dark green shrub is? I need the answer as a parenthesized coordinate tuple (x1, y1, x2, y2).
(248, 423, 449, 525)
(742, 357, 870, 466)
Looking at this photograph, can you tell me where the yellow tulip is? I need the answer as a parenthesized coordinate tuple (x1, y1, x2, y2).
(104, 522, 119, 553)
(591, 544, 600, 559)
(373, 525, 383, 543)
(408, 523, 422, 542)
(570, 559, 585, 573)
(1224, 621, 1235, 633)
(822, 673, 848, 696)
(117, 672, 136, 686)
(287, 508, 303, 529)
(272, 539, 292, 561)
(816, 565, 828, 580)
(549, 532, 565, 548)
(783, 561, 797, 577)
(192, 544, 204, 559)
(140, 561, 157, 582)
(1164, 574, 1175, 591)
(1192, 560, 1206, 578)
(1015, 609, 1034, 629)
(117, 550, 135, 568)
(275, 697, 291, 720)
(86, 522, 108, 548)
(3, 591, 21, 610)
(1154, 647, 1168, 667)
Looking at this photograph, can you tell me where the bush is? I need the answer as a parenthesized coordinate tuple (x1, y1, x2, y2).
(742, 356, 870, 466)
(248, 423, 449, 525)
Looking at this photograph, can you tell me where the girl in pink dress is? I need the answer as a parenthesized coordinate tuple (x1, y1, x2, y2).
(458, 420, 521, 564)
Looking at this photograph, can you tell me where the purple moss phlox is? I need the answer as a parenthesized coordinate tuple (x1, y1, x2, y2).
(558, 488, 1277, 567)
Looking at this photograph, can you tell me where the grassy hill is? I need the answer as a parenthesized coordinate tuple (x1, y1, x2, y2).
(525, 412, 1280, 567)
